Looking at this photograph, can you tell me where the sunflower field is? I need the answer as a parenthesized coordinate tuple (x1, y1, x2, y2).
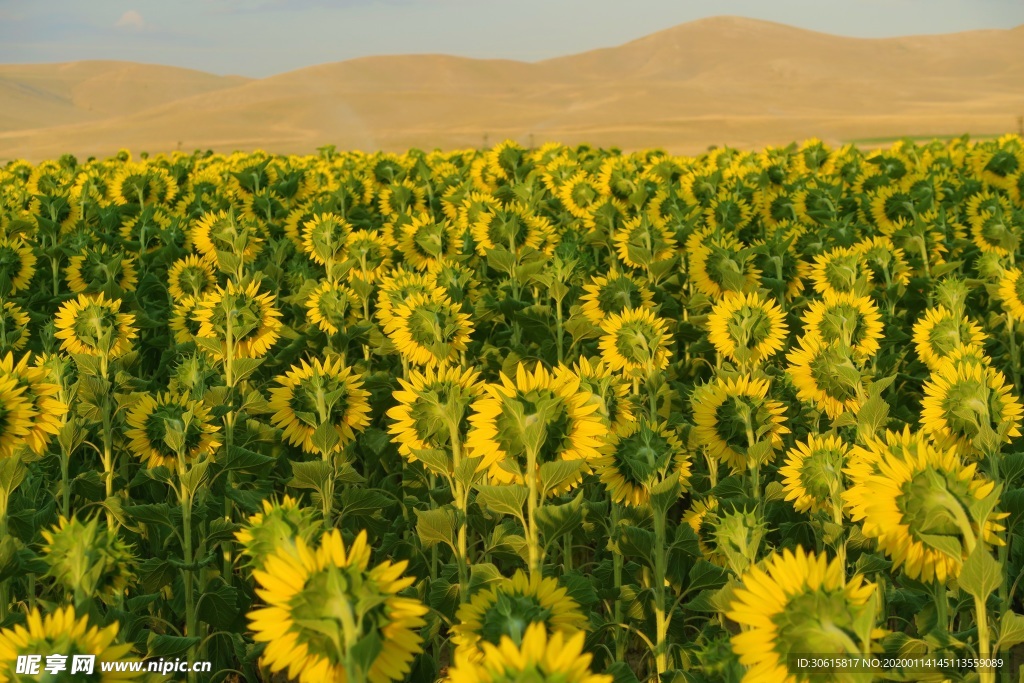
(0, 135, 1023, 683)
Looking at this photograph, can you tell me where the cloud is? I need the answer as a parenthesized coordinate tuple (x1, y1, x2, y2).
(114, 10, 146, 30)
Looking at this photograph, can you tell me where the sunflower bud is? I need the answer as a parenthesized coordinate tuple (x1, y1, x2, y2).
(712, 507, 766, 577)
(42, 516, 137, 606)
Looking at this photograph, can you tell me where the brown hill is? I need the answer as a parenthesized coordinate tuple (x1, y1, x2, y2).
(1, 17, 1022, 161)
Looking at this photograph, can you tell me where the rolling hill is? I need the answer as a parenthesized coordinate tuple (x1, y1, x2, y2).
(1, 16, 1022, 160)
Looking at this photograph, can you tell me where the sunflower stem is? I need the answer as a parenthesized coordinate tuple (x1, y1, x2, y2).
(933, 580, 949, 633)
(222, 314, 236, 586)
(178, 453, 199, 683)
(652, 504, 670, 676)
(975, 591, 995, 683)
(448, 421, 470, 605)
(611, 502, 625, 662)
(831, 488, 846, 572)
(100, 352, 117, 530)
(526, 445, 542, 579)
(60, 444, 71, 520)
(1007, 316, 1021, 392)
(555, 295, 564, 365)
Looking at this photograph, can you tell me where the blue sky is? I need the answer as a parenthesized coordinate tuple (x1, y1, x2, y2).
(1, 0, 1022, 77)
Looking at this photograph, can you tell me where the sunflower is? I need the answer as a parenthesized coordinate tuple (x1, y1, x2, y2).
(397, 213, 463, 270)
(556, 357, 634, 439)
(109, 161, 177, 206)
(193, 280, 282, 360)
(301, 212, 351, 270)
(452, 571, 588, 656)
(799, 291, 884, 360)
(235, 496, 320, 570)
(998, 267, 1024, 321)
(41, 515, 137, 606)
(249, 530, 427, 683)
(852, 236, 911, 290)
(969, 209, 1019, 258)
(779, 435, 850, 514)
(558, 171, 603, 219)
(383, 293, 474, 368)
(707, 291, 788, 366)
(375, 269, 445, 328)
(593, 420, 692, 507)
(613, 215, 677, 272)
(387, 364, 481, 466)
(728, 547, 877, 683)
(598, 307, 673, 378)
(268, 356, 371, 455)
(427, 257, 480, 310)
(306, 280, 363, 335)
(448, 622, 609, 683)
(911, 306, 988, 371)
(920, 359, 1023, 455)
(54, 293, 137, 360)
(465, 363, 606, 493)
(869, 183, 917, 233)
(471, 204, 555, 257)
(686, 229, 760, 300)
(0, 302, 30, 353)
(376, 178, 427, 218)
(809, 247, 871, 297)
(65, 243, 138, 296)
(691, 375, 789, 472)
(0, 352, 66, 456)
(169, 296, 204, 346)
(124, 392, 221, 469)
(167, 254, 218, 302)
(786, 336, 865, 420)
(0, 236, 36, 295)
(579, 270, 654, 327)
(0, 606, 142, 682)
(343, 229, 396, 284)
(844, 437, 1004, 583)
(684, 497, 727, 567)
(119, 205, 175, 253)
(191, 209, 264, 269)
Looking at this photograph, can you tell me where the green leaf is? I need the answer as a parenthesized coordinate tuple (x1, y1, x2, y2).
(475, 484, 527, 519)
(958, 545, 1002, 602)
(535, 494, 583, 548)
(196, 580, 240, 629)
(468, 563, 503, 596)
(615, 525, 655, 570)
(0, 457, 26, 498)
(606, 661, 642, 683)
(125, 503, 176, 529)
(220, 445, 276, 473)
(997, 610, 1024, 653)
(289, 460, 334, 495)
(193, 335, 223, 358)
(415, 506, 458, 552)
(537, 460, 585, 496)
(178, 460, 210, 497)
(349, 630, 383, 679)
(1001, 452, 1024, 486)
(412, 448, 452, 477)
(915, 532, 963, 559)
(146, 634, 201, 659)
(857, 395, 889, 444)
(0, 536, 22, 583)
(340, 488, 394, 519)
(230, 357, 265, 385)
(688, 559, 728, 594)
(311, 422, 341, 456)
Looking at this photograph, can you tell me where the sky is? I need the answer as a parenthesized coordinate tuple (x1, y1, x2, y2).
(1, 0, 1022, 78)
